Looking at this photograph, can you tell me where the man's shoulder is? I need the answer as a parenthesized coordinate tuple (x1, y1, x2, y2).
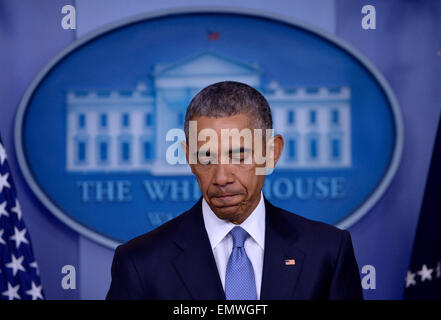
(118, 199, 350, 257)
(115, 207, 192, 258)
(270, 201, 349, 244)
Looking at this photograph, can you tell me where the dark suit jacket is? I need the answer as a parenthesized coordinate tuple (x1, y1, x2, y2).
(106, 196, 363, 300)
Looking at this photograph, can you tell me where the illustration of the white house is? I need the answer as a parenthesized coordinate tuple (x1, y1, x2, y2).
(66, 51, 351, 174)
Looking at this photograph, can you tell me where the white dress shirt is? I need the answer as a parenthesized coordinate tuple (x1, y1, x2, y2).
(202, 191, 266, 299)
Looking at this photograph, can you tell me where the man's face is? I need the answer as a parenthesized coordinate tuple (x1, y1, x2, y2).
(184, 113, 274, 224)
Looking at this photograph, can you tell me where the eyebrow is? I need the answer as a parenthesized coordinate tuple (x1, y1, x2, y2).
(229, 147, 252, 154)
(192, 147, 251, 158)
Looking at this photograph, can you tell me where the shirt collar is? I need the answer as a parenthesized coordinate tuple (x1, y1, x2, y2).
(202, 191, 266, 250)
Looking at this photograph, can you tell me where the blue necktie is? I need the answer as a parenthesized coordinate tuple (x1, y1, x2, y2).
(225, 226, 257, 300)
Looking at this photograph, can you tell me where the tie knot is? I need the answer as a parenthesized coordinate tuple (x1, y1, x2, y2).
(229, 226, 249, 248)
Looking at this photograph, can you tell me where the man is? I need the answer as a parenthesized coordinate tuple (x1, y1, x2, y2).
(106, 81, 363, 300)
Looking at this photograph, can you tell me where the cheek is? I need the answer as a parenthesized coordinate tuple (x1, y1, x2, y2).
(235, 162, 261, 176)
(234, 166, 260, 189)
(192, 167, 213, 189)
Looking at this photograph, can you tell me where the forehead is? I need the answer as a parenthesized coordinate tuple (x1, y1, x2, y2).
(190, 114, 263, 152)
(193, 113, 254, 132)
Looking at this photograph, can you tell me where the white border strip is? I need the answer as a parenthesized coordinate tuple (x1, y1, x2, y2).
(14, 6, 404, 249)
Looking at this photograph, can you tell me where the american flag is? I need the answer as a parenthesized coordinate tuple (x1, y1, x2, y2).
(285, 259, 296, 266)
(0, 134, 44, 300)
(404, 115, 441, 299)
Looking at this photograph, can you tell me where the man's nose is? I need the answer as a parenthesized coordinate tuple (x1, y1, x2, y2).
(212, 164, 234, 186)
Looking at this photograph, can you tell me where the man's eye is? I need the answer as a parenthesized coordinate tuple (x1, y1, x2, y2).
(232, 152, 251, 163)
(232, 157, 245, 163)
(198, 157, 214, 165)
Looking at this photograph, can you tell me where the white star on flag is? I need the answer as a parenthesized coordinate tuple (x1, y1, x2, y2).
(0, 172, 11, 193)
(0, 229, 6, 245)
(405, 270, 417, 288)
(29, 261, 40, 276)
(6, 254, 26, 277)
(2, 282, 20, 300)
(9, 226, 29, 249)
(417, 264, 433, 282)
(0, 201, 9, 218)
(11, 200, 22, 220)
(0, 142, 6, 165)
(25, 281, 44, 300)
(0, 134, 44, 299)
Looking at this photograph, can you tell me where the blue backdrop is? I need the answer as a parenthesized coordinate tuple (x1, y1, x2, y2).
(0, 0, 440, 299)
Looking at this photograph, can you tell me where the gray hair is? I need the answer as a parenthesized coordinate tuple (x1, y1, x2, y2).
(184, 81, 273, 140)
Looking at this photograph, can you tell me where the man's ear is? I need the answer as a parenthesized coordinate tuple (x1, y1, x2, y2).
(267, 134, 284, 169)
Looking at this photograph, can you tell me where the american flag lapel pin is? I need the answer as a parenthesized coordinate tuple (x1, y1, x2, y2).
(285, 259, 296, 266)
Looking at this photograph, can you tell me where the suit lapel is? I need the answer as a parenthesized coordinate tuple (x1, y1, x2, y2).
(172, 198, 226, 300)
(260, 197, 306, 300)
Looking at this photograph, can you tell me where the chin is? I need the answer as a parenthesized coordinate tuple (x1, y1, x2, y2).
(212, 205, 243, 222)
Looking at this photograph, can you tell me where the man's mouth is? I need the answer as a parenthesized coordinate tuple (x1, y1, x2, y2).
(211, 194, 244, 207)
